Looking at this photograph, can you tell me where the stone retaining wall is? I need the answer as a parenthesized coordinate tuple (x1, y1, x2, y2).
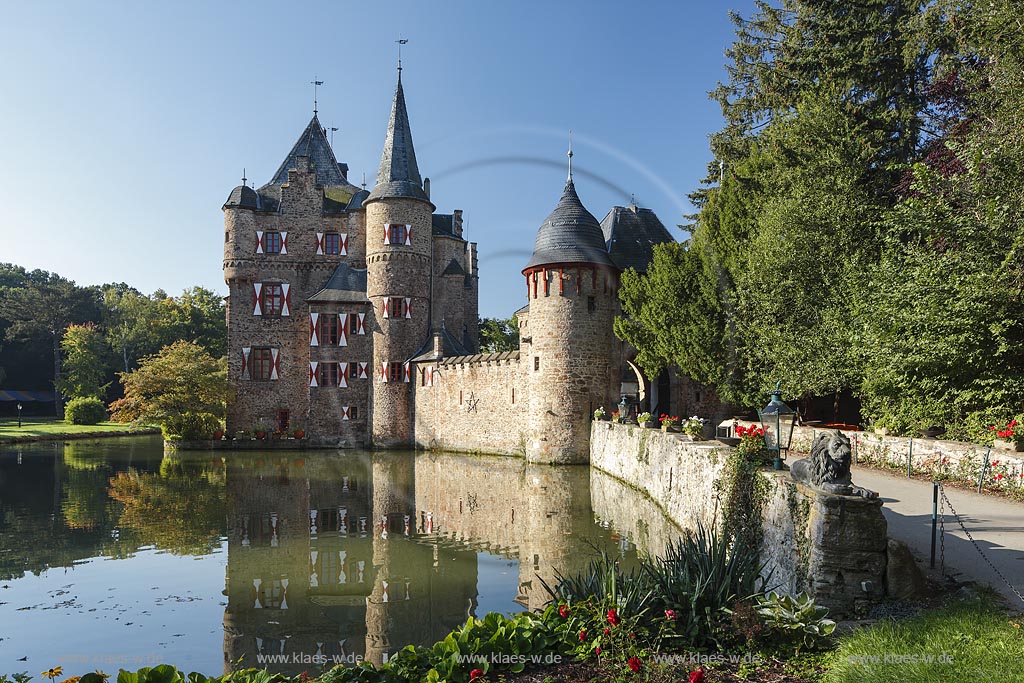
(590, 422, 889, 616)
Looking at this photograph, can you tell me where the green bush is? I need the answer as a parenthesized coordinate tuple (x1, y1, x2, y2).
(755, 591, 835, 653)
(64, 396, 108, 425)
(161, 411, 222, 440)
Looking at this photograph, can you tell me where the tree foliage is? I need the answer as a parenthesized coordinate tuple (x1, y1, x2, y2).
(110, 340, 231, 439)
(479, 315, 520, 353)
(59, 323, 110, 399)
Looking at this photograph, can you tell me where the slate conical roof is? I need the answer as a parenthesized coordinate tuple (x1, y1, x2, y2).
(524, 180, 616, 271)
(269, 113, 349, 187)
(367, 74, 430, 203)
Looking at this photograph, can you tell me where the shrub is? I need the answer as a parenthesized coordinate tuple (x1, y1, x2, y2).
(64, 396, 107, 425)
(161, 411, 222, 440)
(755, 591, 835, 653)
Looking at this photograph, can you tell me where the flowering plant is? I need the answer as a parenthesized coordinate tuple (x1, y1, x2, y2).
(735, 423, 770, 463)
(660, 414, 679, 428)
(594, 406, 607, 420)
(989, 419, 1022, 443)
(637, 411, 652, 424)
(681, 416, 705, 438)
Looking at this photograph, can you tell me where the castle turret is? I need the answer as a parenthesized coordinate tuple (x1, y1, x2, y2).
(365, 71, 434, 447)
(522, 163, 620, 464)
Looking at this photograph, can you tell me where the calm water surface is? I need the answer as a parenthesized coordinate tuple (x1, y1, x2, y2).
(0, 437, 679, 675)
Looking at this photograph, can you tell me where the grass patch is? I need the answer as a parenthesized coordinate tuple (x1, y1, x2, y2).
(825, 597, 1023, 682)
(0, 417, 156, 442)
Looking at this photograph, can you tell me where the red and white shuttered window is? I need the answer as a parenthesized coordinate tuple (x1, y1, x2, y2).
(340, 405, 358, 421)
(381, 298, 412, 319)
(256, 230, 287, 255)
(421, 366, 436, 386)
(308, 361, 319, 388)
(383, 224, 412, 246)
(315, 232, 348, 256)
(309, 312, 350, 346)
(243, 347, 279, 381)
(253, 283, 290, 317)
(354, 312, 367, 335)
(380, 361, 410, 383)
(357, 361, 369, 379)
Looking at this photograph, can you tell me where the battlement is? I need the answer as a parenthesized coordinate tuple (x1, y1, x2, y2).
(440, 350, 520, 368)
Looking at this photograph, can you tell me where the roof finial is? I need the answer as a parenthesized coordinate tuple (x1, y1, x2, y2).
(629, 192, 635, 206)
(329, 126, 339, 147)
(361, 172, 366, 190)
(242, 168, 247, 185)
(396, 37, 409, 75)
(567, 129, 574, 182)
(311, 76, 324, 115)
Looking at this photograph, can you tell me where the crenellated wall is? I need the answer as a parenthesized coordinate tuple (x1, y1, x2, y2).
(412, 352, 527, 455)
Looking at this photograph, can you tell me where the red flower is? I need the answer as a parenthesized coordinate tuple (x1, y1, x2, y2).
(1010, 419, 1018, 428)
(595, 646, 601, 655)
(579, 630, 587, 641)
(689, 667, 706, 683)
(606, 608, 620, 626)
(664, 609, 677, 620)
(990, 425, 997, 431)
(558, 604, 570, 618)
(995, 473, 1004, 480)
(629, 632, 636, 639)
(603, 628, 611, 635)
(470, 669, 484, 681)
(627, 657, 642, 673)
(992, 461, 1000, 467)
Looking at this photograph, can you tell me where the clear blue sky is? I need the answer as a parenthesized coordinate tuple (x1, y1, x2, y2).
(0, 0, 755, 318)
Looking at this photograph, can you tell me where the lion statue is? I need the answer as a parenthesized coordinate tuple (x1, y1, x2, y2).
(789, 431, 877, 498)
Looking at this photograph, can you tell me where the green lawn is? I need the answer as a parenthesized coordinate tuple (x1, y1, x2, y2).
(0, 416, 156, 442)
(825, 597, 1024, 682)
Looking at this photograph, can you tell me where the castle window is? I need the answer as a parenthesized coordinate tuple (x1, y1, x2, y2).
(251, 347, 275, 380)
(385, 224, 410, 245)
(587, 296, 596, 313)
(225, 231, 229, 244)
(349, 314, 360, 335)
(324, 232, 342, 255)
(349, 406, 359, 420)
(263, 231, 283, 254)
(262, 284, 285, 316)
(322, 314, 340, 345)
(388, 362, 404, 382)
(534, 356, 540, 371)
(320, 362, 340, 386)
(349, 362, 360, 379)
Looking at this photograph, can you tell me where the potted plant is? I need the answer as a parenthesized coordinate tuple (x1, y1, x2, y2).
(681, 416, 705, 441)
(638, 412, 657, 429)
(253, 420, 271, 440)
(660, 414, 680, 432)
(735, 424, 770, 464)
(212, 428, 225, 441)
(292, 422, 306, 440)
(990, 419, 1023, 452)
(594, 406, 608, 421)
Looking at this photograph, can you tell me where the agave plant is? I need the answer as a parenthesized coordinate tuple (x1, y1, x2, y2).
(755, 591, 836, 651)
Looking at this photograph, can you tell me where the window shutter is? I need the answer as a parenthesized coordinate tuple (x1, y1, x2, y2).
(341, 405, 351, 421)
(316, 232, 325, 255)
(256, 231, 264, 254)
(242, 347, 251, 380)
(384, 224, 391, 245)
(382, 300, 390, 319)
(429, 366, 436, 386)
(403, 297, 411, 319)
(270, 348, 280, 380)
(357, 313, 366, 334)
(339, 363, 348, 388)
(253, 283, 263, 316)
(380, 362, 389, 383)
(340, 234, 348, 255)
(403, 361, 411, 383)
(309, 312, 320, 346)
(280, 232, 288, 255)
(281, 283, 291, 316)
(309, 361, 319, 388)
(404, 225, 412, 246)
(358, 362, 368, 379)
(338, 313, 348, 347)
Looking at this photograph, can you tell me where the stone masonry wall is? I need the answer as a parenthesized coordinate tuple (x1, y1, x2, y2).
(412, 353, 527, 455)
(590, 422, 889, 616)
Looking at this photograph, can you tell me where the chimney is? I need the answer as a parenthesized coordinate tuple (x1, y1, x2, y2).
(423, 177, 431, 200)
(453, 209, 463, 238)
(433, 332, 443, 355)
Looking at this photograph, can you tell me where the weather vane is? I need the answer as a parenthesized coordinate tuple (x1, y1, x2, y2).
(329, 126, 339, 147)
(567, 130, 574, 182)
(311, 76, 324, 114)
(396, 37, 408, 72)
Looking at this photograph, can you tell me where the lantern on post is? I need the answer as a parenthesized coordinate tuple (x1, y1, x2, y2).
(17, 403, 23, 428)
(757, 383, 797, 471)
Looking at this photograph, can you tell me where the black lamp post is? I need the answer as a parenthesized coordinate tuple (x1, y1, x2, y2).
(17, 403, 22, 428)
(757, 383, 797, 471)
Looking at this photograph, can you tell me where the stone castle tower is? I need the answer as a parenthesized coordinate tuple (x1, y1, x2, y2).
(520, 162, 621, 464)
(222, 69, 479, 447)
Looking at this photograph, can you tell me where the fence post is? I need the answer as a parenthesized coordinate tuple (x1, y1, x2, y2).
(930, 482, 938, 568)
(977, 447, 991, 494)
(907, 438, 914, 478)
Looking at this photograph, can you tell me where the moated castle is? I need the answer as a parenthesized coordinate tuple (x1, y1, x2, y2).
(223, 70, 722, 462)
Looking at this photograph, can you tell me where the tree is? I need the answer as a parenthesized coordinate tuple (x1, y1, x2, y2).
(59, 323, 110, 399)
(110, 340, 231, 439)
(101, 284, 161, 374)
(478, 316, 519, 353)
(0, 268, 98, 416)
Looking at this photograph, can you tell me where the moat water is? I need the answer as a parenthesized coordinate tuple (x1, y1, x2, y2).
(0, 436, 680, 675)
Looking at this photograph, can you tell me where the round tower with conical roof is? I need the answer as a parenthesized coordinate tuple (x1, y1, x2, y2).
(364, 72, 434, 447)
(522, 166, 620, 464)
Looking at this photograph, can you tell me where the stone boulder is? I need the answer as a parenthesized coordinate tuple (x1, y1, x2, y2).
(886, 538, 925, 599)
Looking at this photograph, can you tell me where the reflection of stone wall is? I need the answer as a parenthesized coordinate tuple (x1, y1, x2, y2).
(588, 468, 682, 559)
(413, 356, 527, 456)
(590, 423, 888, 617)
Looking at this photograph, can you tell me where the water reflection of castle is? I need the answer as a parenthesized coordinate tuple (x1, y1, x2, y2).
(222, 452, 606, 675)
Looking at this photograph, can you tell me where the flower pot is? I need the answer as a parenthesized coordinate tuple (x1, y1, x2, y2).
(292, 429, 305, 440)
(661, 424, 679, 433)
(212, 430, 224, 441)
(993, 438, 1023, 452)
(255, 431, 267, 440)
